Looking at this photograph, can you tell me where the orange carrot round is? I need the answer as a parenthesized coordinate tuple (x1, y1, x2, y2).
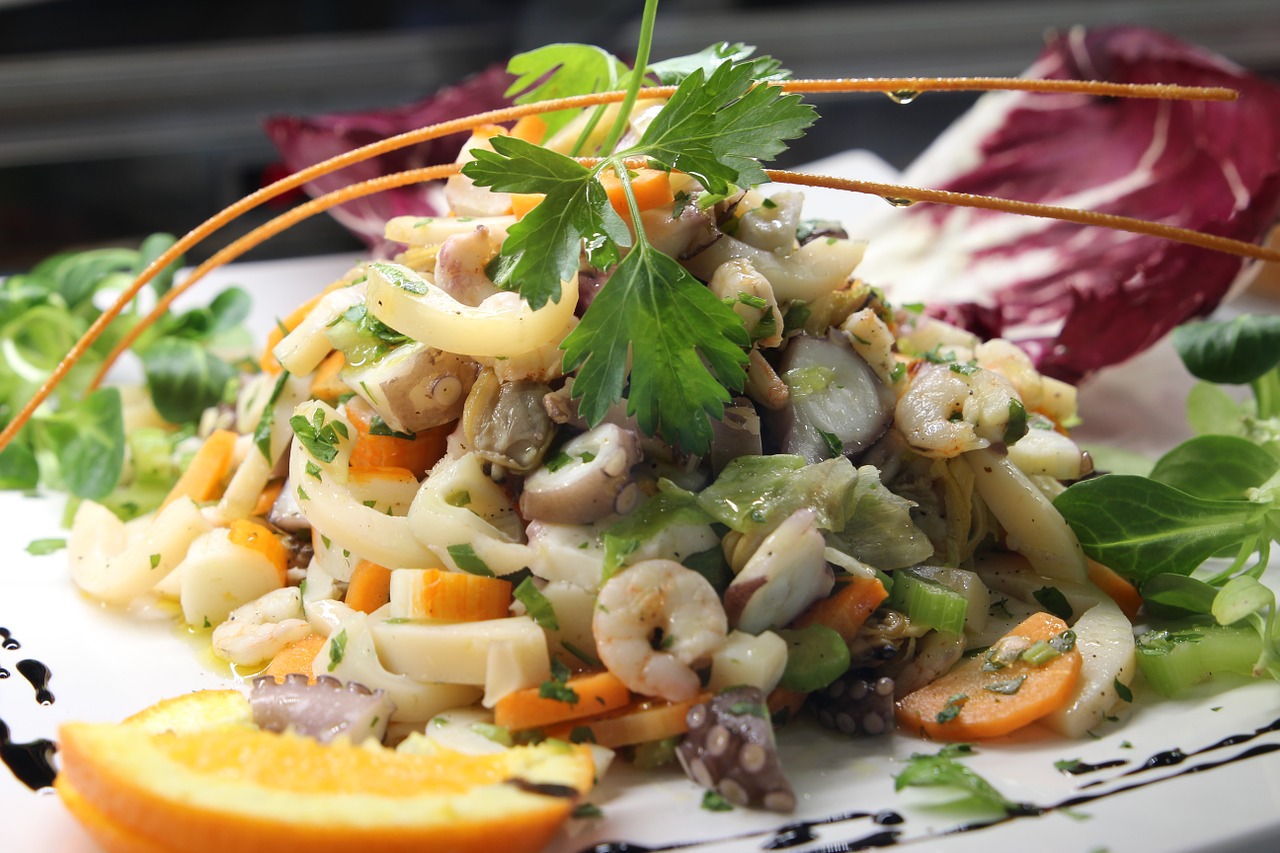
(895, 611, 1082, 740)
(599, 167, 674, 220)
(494, 671, 632, 732)
(543, 693, 706, 749)
(790, 575, 888, 644)
(308, 351, 349, 403)
(160, 429, 238, 510)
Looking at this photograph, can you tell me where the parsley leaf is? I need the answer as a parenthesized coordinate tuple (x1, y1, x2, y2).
(466, 141, 629, 308)
(895, 744, 1020, 814)
(327, 628, 348, 672)
(562, 245, 748, 452)
(647, 42, 787, 86)
(462, 51, 811, 456)
(289, 409, 348, 463)
(630, 59, 815, 195)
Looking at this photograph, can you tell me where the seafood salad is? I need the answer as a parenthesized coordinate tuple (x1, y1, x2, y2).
(4, 6, 1280, 853)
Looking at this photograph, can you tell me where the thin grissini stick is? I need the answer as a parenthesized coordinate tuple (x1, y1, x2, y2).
(89, 164, 462, 391)
(96, 145, 1280, 393)
(767, 170, 1280, 264)
(786, 77, 1236, 101)
(0, 78, 1243, 451)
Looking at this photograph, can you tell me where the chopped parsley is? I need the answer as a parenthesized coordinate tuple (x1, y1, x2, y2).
(936, 693, 968, 724)
(700, 790, 734, 812)
(327, 628, 348, 672)
(513, 577, 559, 630)
(26, 538, 67, 556)
(539, 658, 579, 704)
(446, 543, 495, 576)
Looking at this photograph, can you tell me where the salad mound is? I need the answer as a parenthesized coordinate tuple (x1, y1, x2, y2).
(2, 4, 1279, 851)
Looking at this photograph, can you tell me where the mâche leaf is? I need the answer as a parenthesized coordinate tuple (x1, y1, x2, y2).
(1055, 475, 1271, 581)
(1171, 315, 1280, 386)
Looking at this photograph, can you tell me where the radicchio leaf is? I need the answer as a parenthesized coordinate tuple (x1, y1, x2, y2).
(854, 26, 1280, 384)
(262, 64, 515, 256)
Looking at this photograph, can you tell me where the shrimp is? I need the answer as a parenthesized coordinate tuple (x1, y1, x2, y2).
(975, 338, 1078, 426)
(211, 587, 312, 666)
(894, 362, 1023, 458)
(593, 559, 728, 702)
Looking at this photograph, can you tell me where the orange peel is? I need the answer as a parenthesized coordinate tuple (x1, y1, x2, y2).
(56, 689, 596, 853)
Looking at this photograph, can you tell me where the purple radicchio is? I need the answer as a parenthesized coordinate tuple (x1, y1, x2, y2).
(262, 64, 514, 256)
(853, 26, 1280, 384)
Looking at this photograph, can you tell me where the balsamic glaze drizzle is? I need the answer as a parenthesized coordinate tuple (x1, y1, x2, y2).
(17, 659, 54, 705)
(1, 627, 18, 679)
(0, 634, 59, 792)
(576, 716, 1280, 853)
(0, 716, 58, 791)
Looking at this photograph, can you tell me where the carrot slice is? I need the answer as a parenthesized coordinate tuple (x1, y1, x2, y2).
(227, 518, 288, 585)
(766, 687, 808, 725)
(791, 575, 888, 644)
(895, 611, 1082, 740)
(263, 633, 326, 683)
(598, 167, 674, 220)
(543, 693, 706, 749)
(345, 397, 451, 478)
(259, 291, 326, 374)
(494, 671, 632, 732)
(1087, 559, 1143, 623)
(509, 114, 547, 143)
(251, 480, 284, 518)
(510, 193, 545, 220)
(515, 166, 671, 222)
(402, 568, 513, 622)
(160, 429, 238, 510)
(345, 560, 394, 614)
(309, 350, 349, 403)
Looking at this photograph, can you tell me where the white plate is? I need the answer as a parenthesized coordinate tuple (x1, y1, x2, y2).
(4, 226, 1280, 853)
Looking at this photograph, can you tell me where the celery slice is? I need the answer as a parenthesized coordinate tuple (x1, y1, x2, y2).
(887, 567, 968, 633)
(1135, 623, 1260, 696)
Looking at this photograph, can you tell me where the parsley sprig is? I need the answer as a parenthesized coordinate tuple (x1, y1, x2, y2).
(462, 13, 814, 454)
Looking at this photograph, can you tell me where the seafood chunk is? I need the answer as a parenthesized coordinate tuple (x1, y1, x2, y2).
(722, 508, 834, 635)
(593, 559, 728, 702)
(809, 672, 896, 737)
(249, 673, 396, 745)
(519, 423, 643, 524)
(676, 686, 796, 813)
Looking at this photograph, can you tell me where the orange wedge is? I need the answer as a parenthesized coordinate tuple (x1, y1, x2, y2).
(56, 689, 596, 853)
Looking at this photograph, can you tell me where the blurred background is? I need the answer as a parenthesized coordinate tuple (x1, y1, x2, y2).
(2, 0, 1279, 273)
